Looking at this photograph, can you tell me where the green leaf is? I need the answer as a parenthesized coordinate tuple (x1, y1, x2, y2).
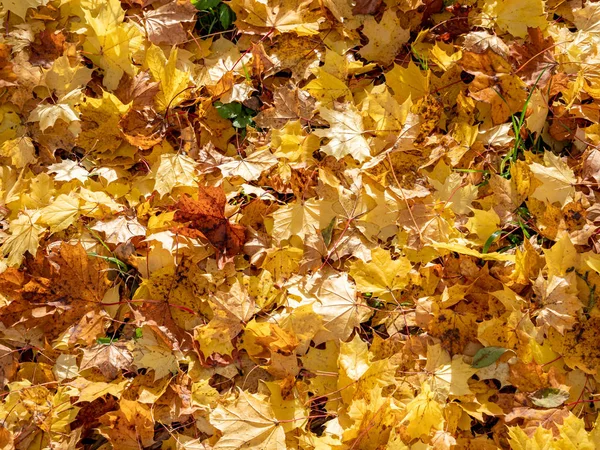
(232, 114, 253, 129)
(472, 346, 509, 368)
(191, 0, 221, 11)
(529, 388, 570, 408)
(214, 101, 242, 119)
(482, 230, 503, 254)
(218, 3, 234, 29)
(321, 217, 336, 246)
(97, 337, 114, 345)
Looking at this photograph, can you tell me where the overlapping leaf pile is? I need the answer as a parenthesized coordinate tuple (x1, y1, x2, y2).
(2, 0, 600, 448)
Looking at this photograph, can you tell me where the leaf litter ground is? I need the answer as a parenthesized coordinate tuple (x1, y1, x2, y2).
(2, 0, 600, 448)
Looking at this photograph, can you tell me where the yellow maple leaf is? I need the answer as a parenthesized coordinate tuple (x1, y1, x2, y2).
(349, 248, 411, 298)
(77, 92, 131, 155)
(129, 326, 180, 381)
(1, 211, 44, 267)
(314, 273, 371, 341)
(385, 61, 430, 104)
(402, 382, 444, 439)
(39, 194, 80, 232)
(359, 10, 410, 66)
(533, 273, 582, 335)
(44, 56, 93, 98)
(210, 389, 286, 450)
(271, 198, 334, 242)
(145, 45, 190, 113)
(304, 68, 351, 106)
(314, 104, 372, 162)
(82, 0, 141, 90)
(229, 0, 321, 35)
(466, 208, 500, 244)
(152, 153, 197, 197)
(529, 152, 576, 207)
(0, 136, 36, 168)
(0, 0, 49, 18)
(480, 0, 547, 39)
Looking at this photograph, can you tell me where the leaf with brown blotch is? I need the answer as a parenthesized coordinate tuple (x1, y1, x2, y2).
(29, 30, 66, 68)
(172, 186, 246, 256)
(98, 399, 155, 450)
(119, 108, 165, 149)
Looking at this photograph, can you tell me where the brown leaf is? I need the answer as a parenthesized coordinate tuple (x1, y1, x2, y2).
(80, 343, 134, 379)
(143, 2, 197, 46)
(509, 361, 548, 393)
(114, 72, 160, 108)
(0, 243, 111, 339)
(0, 344, 17, 389)
(71, 396, 119, 441)
(509, 27, 555, 86)
(251, 42, 275, 79)
(29, 30, 66, 68)
(119, 108, 165, 149)
(254, 85, 316, 128)
(461, 49, 528, 124)
(352, 0, 382, 15)
(172, 186, 246, 256)
(98, 399, 155, 449)
(0, 44, 17, 88)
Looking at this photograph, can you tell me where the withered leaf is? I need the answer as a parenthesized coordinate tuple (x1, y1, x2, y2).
(172, 186, 246, 256)
(29, 30, 66, 68)
(352, 0, 382, 15)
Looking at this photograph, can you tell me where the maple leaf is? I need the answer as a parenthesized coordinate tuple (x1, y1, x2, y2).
(304, 68, 351, 106)
(533, 273, 582, 335)
(313, 273, 371, 341)
(271, 198, 334, 242)
(80, 342, 133, 379)
(349, 248, 411, 297)
(44, 56, 93, 99)
(402, 382, 444, 439)
(229, 0, 321, 35)
(314, 105, 371, 162)
(460, 49, 528, 124)
(210, 389, 286, 450)
(0, 0, 49, 19)
(143, 2, 197, 46)
(39, 194, 80, 232)
(145, 45, 190, 113)
(172, 186, 246, 256)
(28, 103, 80, 132)
(218, 149, 278, 181)
(98, 399, 155, 449)
(1, 211, 44, 267)
(359, 10, 409, 66)
(529, 151, 576, 207)
(91, 216, 146, 244)
(153, 152, 197, 197)
(385, 61, 429, 103)
(254, 85, 316, 128)
(0, 136, 36, 168)
(130, 325, 180, 381)
(480, 0, 547, 39)
(77, 92, 131, 156)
